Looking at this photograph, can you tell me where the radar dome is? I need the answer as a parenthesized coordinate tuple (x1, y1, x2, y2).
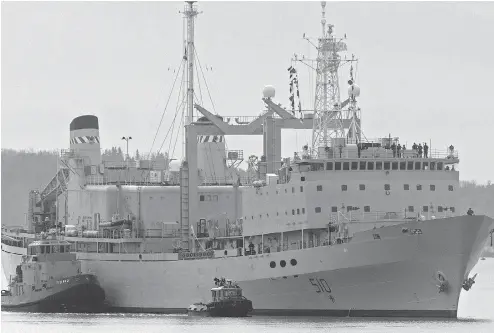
(348, 84, 360, 98)
(263, 85, 276, 99)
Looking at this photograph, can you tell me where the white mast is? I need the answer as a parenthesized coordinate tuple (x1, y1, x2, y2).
(311, 1, 347, 154)
(183, 1, 199, 126)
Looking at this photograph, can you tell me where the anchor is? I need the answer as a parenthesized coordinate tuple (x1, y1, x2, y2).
(462, 273, 477, 291)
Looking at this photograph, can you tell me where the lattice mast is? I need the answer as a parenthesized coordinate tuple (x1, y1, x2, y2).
(183, 1, 199, 127)
(312, 1, 348, 153)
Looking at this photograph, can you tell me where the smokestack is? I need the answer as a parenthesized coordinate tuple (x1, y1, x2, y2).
(69, 115, 102, 166)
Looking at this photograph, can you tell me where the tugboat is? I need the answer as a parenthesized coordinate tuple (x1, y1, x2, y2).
(187, 278, 253, 317)
(1, 235, 106, 313)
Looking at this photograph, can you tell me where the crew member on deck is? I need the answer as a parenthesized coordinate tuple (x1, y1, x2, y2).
(397, 144, 402, 158)
(424, 143, 429, 158)
(418, 143, 423, 158)
(467, 208, 474, 216)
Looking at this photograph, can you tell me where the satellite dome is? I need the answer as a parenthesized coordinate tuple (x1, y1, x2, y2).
(262, 85, 276, 99)
(348, 84, 360, 98)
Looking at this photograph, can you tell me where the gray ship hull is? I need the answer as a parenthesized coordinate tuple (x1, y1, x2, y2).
(78, 215, 492, 317)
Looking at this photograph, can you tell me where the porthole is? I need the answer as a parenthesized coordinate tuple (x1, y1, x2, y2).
(280, 260, 286, 267)
(270, 261, 276, 268)
(290, 259, 297, 266)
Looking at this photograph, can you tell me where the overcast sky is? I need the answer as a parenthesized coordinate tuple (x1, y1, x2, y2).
(2, 1, 494, 183)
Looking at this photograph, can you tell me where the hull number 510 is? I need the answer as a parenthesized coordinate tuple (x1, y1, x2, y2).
(309, 278, 332, 293)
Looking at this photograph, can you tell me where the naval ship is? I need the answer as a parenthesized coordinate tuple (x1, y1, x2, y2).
(2, 1, 493, 317)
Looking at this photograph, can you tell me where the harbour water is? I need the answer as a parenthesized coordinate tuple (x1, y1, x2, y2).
(1, 258, 493, 333)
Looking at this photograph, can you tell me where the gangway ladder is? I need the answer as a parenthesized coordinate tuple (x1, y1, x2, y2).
(180, 162, 190, 250)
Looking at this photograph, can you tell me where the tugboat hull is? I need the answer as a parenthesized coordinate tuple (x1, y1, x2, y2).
(187, 299, 253, 317)
(1, 274, 106, 313)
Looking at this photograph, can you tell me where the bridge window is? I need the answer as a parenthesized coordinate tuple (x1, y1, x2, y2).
(46, 246, 51, 254)
(199, 195, 205, 201)
(359, 184, 365, 191)
(367, 162, 374, 170)
(301, 176, 306, 181)
(423, 206, 429, 212)
(376, 161, 383, 170)
(331, 206, 338, 213)
(438, 206, 443, 213)
(297, 208, 300, 215)
(400, 161, 406, 170)
(404, 184, 410, 190)
(292, 209, 295, 215)
(360, 161, 366, 170)
(415, 162, 421, 170)
(292, 187, 295, 193)
(450, 207, 455, 213)
(300, 186, 304, 192)
(315, 207, 322, 213)
(347, 206, 354, 212)
(364, 206, 371, 212)
(423, 162, 429, 170)
(384, 162, 391, 170)
(351, 161, 358, 170)
(430, 162, 436, 170)
(341, 185, 348, 191)
(392, 162, 398, 170)
(430, 185, 436, 191)
(310, 163, 324, 171)
(408, 206, 415, 213)
(448, 185, 454, 191)
(343, 162, 350, 170)
(326, 162, 333, 170)
(417, 184, 422, 191)
(437, 162, 443, 170)
(407, 161, 414, 170)
(317, 185, 323, 191)
(335, 162, 342, 170)
(384, 184, 391, 191)
(302, 208, 305, 214)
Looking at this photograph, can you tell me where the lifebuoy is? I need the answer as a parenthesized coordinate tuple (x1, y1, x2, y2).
(385, 190, 390, 195)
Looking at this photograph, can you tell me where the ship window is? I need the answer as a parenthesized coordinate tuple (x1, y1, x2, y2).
(430, 162, 436, 170)
(315, 207, 322, 213)
(280, 260, 286, 267)
(326, 162, 333, 170)
(384, 162, 390, 170)
(46, 246, 51, 254)
(384, 184, 391, 191)
(335, 162, 342, 170)
(437, 162, 443, 171)
(343, 162, 350, 170)
(285, 189, 287, 193)
(341, 185, 348, 191)
(415, 162, 421, 170)
(317, 185, 323, 191)
(331, 206, 338, 213)
(292, 187, 295, 193)
(360, 161, 366, 170)
(367, 162, 374, 170)
(450, 207, 455, 213)
(417, 184, 422, 190)
(400, 161, 406, 170)
(448, 185, 454, 191)
(301, 176, 306, 181)
(364, 206, 371, 212)
(404, 184, 410, 190)
(290, 259, 297, 266)
(270, 261, 276, 268)
(347, 206, 354, 212)
(392, 162, 398, 170)
(438, 206, 443, 213)
(423, 206, 429, 212)
(302, 208, 305, 214)
(297, 208, 300, 215)
(310, 163, 324, 171)
(207, 195, 211, 201)
(199, 195, 204, 201)
(300, 186, 304, 192)
(408, 206, 414, 213)
(407, 161, 413, 170)
(430, 185, 436, 191)
(359, 184, 365, 190)
(376, 161, 383, 170)
(351, 161, 358, 170)
(292, 209, 295, 215)
(423, 162, 429, 170)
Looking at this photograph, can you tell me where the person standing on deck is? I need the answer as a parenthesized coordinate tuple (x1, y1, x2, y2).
(418, 143, 423, 158)
(424, 143, 429, 158)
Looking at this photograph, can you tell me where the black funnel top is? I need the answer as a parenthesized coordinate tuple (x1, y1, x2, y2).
(70, 115, 99, 131)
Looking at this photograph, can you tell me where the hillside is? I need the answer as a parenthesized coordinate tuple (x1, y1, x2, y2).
(1, 149, 493, 227)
